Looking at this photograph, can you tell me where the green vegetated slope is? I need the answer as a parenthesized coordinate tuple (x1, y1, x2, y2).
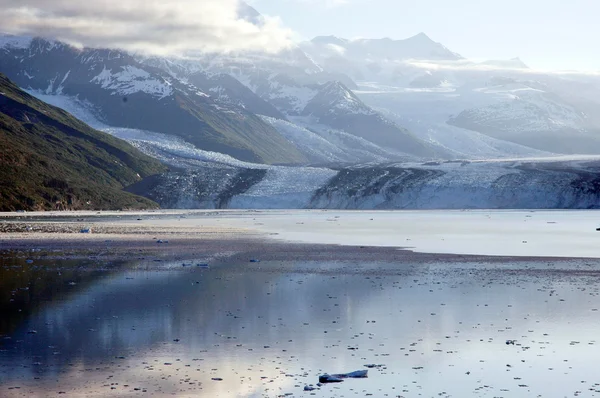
(0, 73, 167, 211)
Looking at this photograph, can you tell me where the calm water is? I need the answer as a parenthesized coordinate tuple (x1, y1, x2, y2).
(1, 255, 600, 397)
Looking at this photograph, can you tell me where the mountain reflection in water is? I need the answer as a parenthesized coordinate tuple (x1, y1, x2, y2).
(1, 256, 600, 397)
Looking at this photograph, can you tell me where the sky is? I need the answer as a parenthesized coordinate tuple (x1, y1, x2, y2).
(1, 0, 596, 71)
(249, 0, 598, 71)
(0, 0, 293, 55)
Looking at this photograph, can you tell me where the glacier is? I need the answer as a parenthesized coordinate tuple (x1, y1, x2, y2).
(25, 91, 600, 211)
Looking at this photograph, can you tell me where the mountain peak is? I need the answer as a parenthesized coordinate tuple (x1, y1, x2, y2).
(237, 2, 263, 25)
(406, 32, 434, 42)
(320, 80, 355, 98)
(302, 80, 375, 117)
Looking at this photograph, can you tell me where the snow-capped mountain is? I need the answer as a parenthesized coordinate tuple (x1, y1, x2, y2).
(3, 0, 600, 170)
(355, 70, 600, 158)
(300, 33, 462, 84)
(138, 54, 295, 120)
(26, 85, 599, 210)
(0, 36, 307, 164)
(301, 81, 439, 157)
(308, 33, 462, 62)
(0, 34, 439, 166)
(448, 79, 600, 154)
(138, 55, 437, 162)
(140, 51, 442, 161)
(187, 72, 286, 120)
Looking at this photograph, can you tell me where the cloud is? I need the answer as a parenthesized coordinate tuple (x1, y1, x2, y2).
(402, 59, 600, 77)
(326, 43, 346, 55)
(0, 0, 294, 55)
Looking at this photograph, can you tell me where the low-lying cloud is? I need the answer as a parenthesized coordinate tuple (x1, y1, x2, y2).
(0, 0, 294, 55)
(403, 59, 600, 77)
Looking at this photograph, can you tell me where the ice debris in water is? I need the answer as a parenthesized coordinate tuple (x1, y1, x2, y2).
(319, 369, 368, 383)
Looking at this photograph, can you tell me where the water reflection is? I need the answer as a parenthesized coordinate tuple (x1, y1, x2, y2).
(1, 256, 600, 397)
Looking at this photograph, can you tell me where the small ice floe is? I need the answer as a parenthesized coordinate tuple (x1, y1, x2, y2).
(319, 375, 343, 383)
(319, 370, 368, 383)
(364, 364, 385, 369)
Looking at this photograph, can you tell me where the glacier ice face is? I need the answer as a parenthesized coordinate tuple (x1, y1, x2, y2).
(230, 166, 337, 209)
(310, 160, 600, 210)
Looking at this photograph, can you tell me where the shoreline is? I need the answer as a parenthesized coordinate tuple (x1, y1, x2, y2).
(2, 230, 599, 265)
(2, 209, 600, 262)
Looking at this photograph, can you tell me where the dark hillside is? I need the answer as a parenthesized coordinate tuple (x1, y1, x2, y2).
(0, 73, 167, 211)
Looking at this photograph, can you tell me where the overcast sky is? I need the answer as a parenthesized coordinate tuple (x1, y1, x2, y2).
(1, 0, 595, 71)
(0, 0, 293, 55)
(249, 0, 597, 71)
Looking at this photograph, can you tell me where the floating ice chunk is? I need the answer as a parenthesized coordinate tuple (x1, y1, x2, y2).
(319, 369, 368, 383)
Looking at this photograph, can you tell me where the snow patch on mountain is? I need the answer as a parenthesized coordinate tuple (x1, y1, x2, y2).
(265, 80, 317, 114)
(90, 65, 173, 99)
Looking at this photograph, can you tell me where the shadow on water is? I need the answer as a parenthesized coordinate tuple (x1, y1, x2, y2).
(0, 254, 139, 337)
